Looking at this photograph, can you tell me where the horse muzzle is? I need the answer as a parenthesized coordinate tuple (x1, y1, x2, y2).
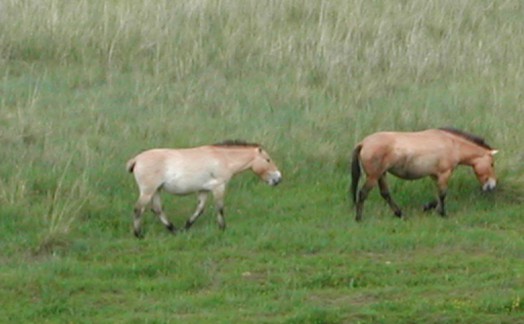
(482, 178, 496, 192)
(267, 171, 282, 186)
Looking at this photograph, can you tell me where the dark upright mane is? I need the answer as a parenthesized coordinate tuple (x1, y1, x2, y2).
(212, 140, 260, 148)
(439, 127, 493, 150)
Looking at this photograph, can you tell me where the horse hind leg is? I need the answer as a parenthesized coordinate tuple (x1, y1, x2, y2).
(378, 176, 403, 218)
(151, 193, 177, 234)
(133, 193, 154, 239)
(185, 191, 208, 230)
(355, 177, 378, 221)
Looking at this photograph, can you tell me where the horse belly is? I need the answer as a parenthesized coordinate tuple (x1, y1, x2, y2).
(388, 168, 426, 180)
(162, 181, 200, 195)
(388, 158, 435, 180)
(162, 173, 220, 195)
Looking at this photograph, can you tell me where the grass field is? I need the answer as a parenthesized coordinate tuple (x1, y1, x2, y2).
(1, 0, 523, 322)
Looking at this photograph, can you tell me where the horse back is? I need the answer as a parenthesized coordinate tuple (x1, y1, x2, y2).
(132, 148, 218, 173)
(360, 130, 453, 156)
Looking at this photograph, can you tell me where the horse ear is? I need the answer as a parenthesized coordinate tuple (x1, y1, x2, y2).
(490, 150, 499, 156)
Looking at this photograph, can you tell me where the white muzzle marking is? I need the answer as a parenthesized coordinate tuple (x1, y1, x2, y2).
(268, 171, 282, 186)
(482, 178, 496, 191)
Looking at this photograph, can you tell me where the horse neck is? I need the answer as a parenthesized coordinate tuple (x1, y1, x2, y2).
(220, 147, 256, 174)
(456, 141, 488, 166)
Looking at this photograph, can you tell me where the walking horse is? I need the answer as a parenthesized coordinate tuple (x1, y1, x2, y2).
(350, 128, 498, 221)
(127, 140, 282, 238)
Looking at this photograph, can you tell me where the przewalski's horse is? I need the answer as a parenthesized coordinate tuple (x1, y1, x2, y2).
(350, 128, 498, 221)
(126, 140, 282, 238)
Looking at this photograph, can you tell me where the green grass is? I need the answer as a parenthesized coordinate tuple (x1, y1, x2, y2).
(1, 0, 524, 322)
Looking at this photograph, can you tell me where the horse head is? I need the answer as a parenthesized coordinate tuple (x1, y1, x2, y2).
(251, 147, 282, 186)
(473, 150, 498, 191)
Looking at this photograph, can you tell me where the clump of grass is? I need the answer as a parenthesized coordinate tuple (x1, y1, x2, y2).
(285, 307, 343, 324)
(0, 168, 27, 205)
(35, 160, 90, 256)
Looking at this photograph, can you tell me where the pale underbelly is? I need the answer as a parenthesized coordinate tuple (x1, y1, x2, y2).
(162, 178, 221, 195)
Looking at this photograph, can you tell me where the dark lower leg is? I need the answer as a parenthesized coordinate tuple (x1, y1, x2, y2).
(212, 186, 226, 230)
(436, 174, 450, 217)
(380, 191, 403, 217)
(437, 192, 447, 216)
(152, 195, 177, 234)
(166, 222, 177, 233)
(423, 200, 438, 211)
(153, 208, 177, 234)
(185, 193, 207, 230)
(356, 186, 372, 222)
(185, 208, 204, 230)
(378, 177, 402, 218)
(133, 194, 155, 238)
(217, 207, 226, 230)
(133, 207, 144, 239)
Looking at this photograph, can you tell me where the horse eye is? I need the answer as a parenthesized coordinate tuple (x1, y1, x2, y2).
(266, 158, 271, 163)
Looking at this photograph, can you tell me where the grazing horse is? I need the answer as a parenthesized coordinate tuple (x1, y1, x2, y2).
(350, 128, 498, 221)
(126, 140, 282, 238)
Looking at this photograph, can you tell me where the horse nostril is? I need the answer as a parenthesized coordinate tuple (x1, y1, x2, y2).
(270, 176, 282, 186)
(482, 180, 496, 192)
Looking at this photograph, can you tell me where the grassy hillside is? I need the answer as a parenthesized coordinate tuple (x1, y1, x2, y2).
(1, 0, 523, 322)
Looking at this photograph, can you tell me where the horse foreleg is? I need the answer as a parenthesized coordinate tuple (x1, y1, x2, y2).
(378, 176, 402, 218)
(355, 178, 377, 221)
(423, 200, 438, 211)
(427, 172, 450, 216)
(212, 185, 226, 230)
(151, 193, 177, 234)
(133, 193, 153, 238)
(185, 192, 208, 230)
(436, 189, 447, 216)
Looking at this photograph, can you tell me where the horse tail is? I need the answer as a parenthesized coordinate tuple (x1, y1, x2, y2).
(126, 157, 137, 173)
(350, 144, 363, 203)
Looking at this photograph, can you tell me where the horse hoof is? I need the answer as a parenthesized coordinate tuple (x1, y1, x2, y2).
(423, 205, 433, 212)
(134, 230, 144, 239)
(166, 223, 178, 234)
(423, 201, 438, 212)
(394, 210, 403, 218)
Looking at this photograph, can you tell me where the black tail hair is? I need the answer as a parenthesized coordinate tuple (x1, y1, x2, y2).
(126, 158, 136, 173)
(350, 144, 363, 203)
